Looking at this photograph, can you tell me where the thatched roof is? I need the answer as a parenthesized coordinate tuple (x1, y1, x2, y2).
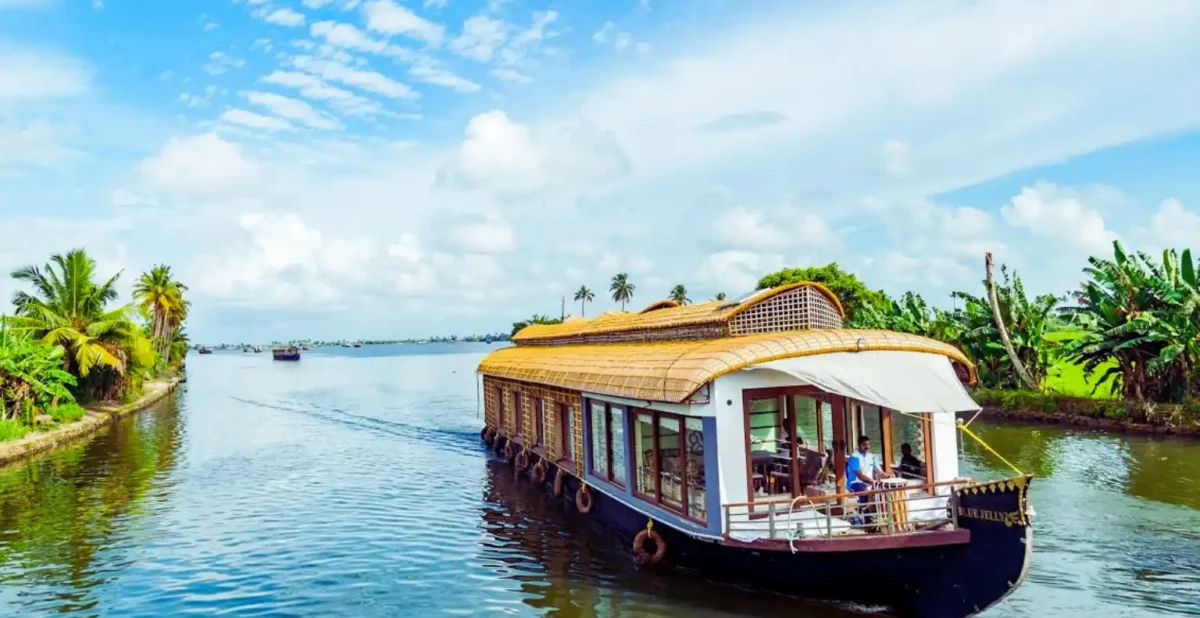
(512, 282, 845, 345)
(479, 329, 974, 403)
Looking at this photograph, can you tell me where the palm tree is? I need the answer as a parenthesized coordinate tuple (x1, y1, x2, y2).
(6, 250, 147, 399)
(712, 292, 727, 302)
(669, 284, 690, 305)
(134, 265, 188, 359)
(610, 273, 635, 311)
(573, 285, 594, 316)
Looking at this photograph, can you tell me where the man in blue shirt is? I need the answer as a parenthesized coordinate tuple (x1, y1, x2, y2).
(846, 435, 888, 492)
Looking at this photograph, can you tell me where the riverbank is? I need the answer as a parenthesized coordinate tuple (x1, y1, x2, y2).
(0, 377, 183, 467)
(974, 388, 1200, 437)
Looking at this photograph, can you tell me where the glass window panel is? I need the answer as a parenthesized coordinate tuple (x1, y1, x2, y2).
(610, 407, 627, 485)
(565, 406, 576, 460)
(792, 396, 819, 449)
(589, 402, 608, 476)
(514, 392, 523, 437)
(658, 416, 682, 509)
(891, 412, 928, 480)
(860, 403, 883, 451)
(535, 399, 545, 446)
(748, 397, 782, 453)
(685, 417, 706, 522)
(634, 413, 655, 495)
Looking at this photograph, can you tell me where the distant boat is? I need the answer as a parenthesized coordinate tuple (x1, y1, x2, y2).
(301, 343, 311, 351)
(198, 346, 213, 355)
(341, 342, 352, 348)
(272, 346, 301, 361)
(254, 346, 264, 353)
(353, 342, 363, 348)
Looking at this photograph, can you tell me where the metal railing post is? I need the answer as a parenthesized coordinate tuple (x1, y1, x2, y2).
(768, 502, 777, 539)
(826, 498, 833, 538)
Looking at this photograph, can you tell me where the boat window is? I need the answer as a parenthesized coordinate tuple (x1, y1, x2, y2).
(534, 398, 546, 447)
(498, 389, 507, 435)
(589, 401, 608, 479)
(857, 403, 885, 470)
(514, 391, 524, 438)
(634, 413, 655, 496)
(558, 403, 576, 463)
(685, 417, 706, 522)
(657, 416, 683, 510)
(891, 412, 929, 481)
(611, 407, 627, 486)
(748, 397, 783, 453)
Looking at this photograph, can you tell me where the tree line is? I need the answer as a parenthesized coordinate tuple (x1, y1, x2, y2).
(0, 249, 188, 441)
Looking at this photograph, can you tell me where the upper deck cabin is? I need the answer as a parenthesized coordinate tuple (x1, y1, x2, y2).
(478, 283, 981, 545)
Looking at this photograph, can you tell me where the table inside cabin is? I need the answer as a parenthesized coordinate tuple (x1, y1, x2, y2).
(750, 450, 791, 493)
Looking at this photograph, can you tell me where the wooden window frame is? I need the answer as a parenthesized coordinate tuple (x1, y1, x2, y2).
(557, 403, 576, 465)
(630, 407, 707, 525)
(534, 398, 546, 447)
(742, 386, 826, 503)
(588, 401, 626, 488)
(513, 391, 524, 440)
(498, 388, 507, 436)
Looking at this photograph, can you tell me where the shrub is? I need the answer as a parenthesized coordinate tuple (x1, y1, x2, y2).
(0, 418, 31, 441)
(49, 402, 85, 424)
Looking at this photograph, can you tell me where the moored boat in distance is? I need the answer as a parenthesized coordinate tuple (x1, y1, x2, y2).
(254, 346, 264, 353)
(476, 282, 1034, 618)
(197, 346, 213, 355)
(272, 345, 301, 361)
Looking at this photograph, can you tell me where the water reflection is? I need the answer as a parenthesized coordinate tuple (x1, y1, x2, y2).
(0, 394, 184, 613)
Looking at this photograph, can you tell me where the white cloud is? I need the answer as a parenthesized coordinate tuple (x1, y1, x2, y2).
(712, 208, 785, 248)
(882, 140, 910, 178)
(203, 21, 220, 32)
(424, 0, 447, 8)
(1140, 198, 1200, 251)
(258, 7, 306, 27)
(593, 21, 640, 53)
(139, 133, 262, 196)
(490, 68, 531, 83)
(220, 108, 296, 131)
(261, 70, 385, 116)
(363, 0, 445, 46)
(245, 91, 342, 130)
(451, 217, 515, 253)
(438, 110, 629, 194)
(0, 121, 77, 170)
(291, 55, 418, 98)
(310, 20, 406, 56)
(408, 56, 480, 92)
(1001, 182, 1118, 253)
(0, 47, 90, 99)
(203, 51, 245, 76)
(698, 250, 783, 293)
(450, 15, 507, 62)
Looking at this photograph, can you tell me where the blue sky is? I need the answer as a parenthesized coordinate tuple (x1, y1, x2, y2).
(2, 0, 1200, 343)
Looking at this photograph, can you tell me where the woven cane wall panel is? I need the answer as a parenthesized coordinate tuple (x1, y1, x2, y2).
(729, 285, 843, 335)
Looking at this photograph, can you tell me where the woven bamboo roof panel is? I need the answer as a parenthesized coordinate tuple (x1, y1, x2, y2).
(513, 282, 846, 345)
(479, 329, 974, 403)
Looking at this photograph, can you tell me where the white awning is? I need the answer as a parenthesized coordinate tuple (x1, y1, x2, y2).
(750, 351, 980, 414)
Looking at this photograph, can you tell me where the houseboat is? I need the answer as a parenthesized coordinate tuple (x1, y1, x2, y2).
(197, 346, 213, 355)
(476, 283, 1033, 618)
(272, 345, 301, 361)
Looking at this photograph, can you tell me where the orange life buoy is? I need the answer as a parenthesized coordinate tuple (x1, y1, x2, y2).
(553, 467, 566, 497)
(531, 460, 547, 484)
(515, 449, 529, 473)
(576, 484, 593, 514)
(632, 525, 666, 566)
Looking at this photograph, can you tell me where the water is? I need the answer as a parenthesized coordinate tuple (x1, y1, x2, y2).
(0, 344, 1197, 617)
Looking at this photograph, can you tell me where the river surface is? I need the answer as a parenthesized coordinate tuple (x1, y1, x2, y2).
(0, 344, 1197, 617)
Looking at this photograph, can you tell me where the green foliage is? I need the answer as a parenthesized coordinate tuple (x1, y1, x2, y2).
(610, 273, 635, 311)
(511, 314, 563, 337)
(669, 284, 690, 305)
(0, 418, 30, 441)
(1063, 241, 1200, 407)
(49, 402, 85, 423)
(134, 264, 188, 364)
(756, 263, 886, 320)
(0, 325, 77, 422)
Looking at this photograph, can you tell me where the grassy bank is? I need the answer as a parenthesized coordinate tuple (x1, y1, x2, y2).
(0, 378, 181, 466)
(973, 388, 1200, 435)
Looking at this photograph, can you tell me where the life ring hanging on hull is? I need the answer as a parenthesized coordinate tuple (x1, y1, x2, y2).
(632, 520, 666, 566)
(576, 484, 593, 514)
(531, 459, 547, 484)
(553, 467, 566, 497)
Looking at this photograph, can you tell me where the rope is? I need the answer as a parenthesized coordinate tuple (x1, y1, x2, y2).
(645, 519, 654, 533)
(956, 418, 1023, 476)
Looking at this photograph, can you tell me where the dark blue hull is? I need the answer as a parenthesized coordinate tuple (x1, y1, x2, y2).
(490, 445, 1032, 618)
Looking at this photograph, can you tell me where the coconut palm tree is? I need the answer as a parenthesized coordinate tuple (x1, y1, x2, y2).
(610, 273, 635, 311)
(669, 284, 690, 305)
(711, 292, 727, 301)
(134, 265, 188, 359)
(6, 250, 149, 399)
(574, 285, 594, 316)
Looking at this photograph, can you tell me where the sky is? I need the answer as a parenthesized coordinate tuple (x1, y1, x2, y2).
(2, 0, 1200, 343)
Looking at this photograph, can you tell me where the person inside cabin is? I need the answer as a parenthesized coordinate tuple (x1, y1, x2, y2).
(846, 435, 888, 492)
(897, 442, 925, 480)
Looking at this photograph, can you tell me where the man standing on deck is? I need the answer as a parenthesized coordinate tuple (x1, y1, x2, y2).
(846, 435, 887, 492)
